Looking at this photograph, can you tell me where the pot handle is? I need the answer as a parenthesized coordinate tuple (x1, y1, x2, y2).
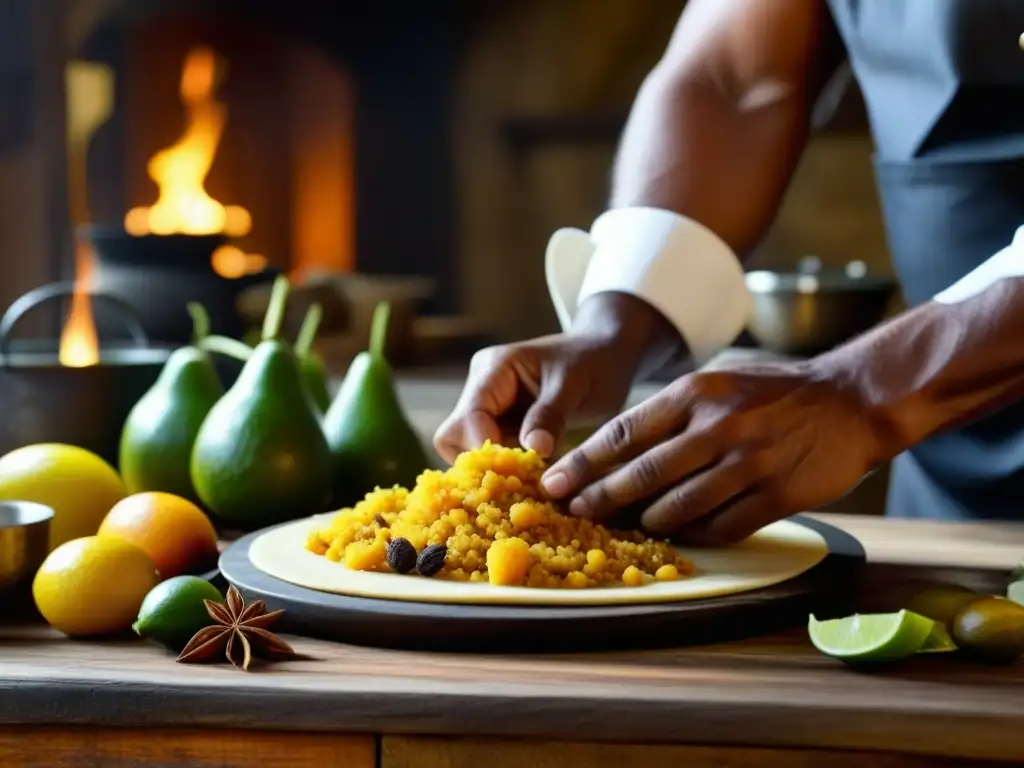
(0, 281, 150, 357)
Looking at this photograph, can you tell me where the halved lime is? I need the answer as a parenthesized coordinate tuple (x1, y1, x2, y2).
(918, 620, 958, 653)
(808, 610, 936, 662)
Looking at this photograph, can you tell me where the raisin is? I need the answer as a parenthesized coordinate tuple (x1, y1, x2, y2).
(416, 544, 448, 577)
(386, 537, 417, 574)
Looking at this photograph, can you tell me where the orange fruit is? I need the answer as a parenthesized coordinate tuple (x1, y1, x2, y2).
(98, 492, 219, 579)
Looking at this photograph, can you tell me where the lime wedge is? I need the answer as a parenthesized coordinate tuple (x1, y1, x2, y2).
(918, 620, 958, 653)
(808, 610, 936, 662)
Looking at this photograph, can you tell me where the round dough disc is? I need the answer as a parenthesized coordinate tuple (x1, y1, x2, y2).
(247, 513, 830, 607)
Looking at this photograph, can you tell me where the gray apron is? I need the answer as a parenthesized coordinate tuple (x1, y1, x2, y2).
(826, 0, 1024, 519)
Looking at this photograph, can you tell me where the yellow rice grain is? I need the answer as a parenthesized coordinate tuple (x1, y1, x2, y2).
(305, 441, 694, 588)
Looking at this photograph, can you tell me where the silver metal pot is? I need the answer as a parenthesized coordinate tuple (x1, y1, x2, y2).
(0, 501, 53, 597)
(745, 257, 898, 356)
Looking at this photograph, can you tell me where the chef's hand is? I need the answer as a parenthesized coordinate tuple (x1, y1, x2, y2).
(540, 361, 888, 545)
(433, 293, 682, 463)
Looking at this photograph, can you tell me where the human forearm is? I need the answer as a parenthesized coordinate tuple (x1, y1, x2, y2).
(553, 0, 839, 370)
(566, 76, 812, 371)
(609, 70, 811, 257)
(609, 0, 837, 254)
(574, 0, 832, 365)
(813, 277, 1024, 462)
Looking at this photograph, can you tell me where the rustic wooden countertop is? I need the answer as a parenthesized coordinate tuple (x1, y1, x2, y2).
(4, 513, 1024, 764)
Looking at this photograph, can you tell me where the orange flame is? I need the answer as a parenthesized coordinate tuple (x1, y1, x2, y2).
(124, 46, 252, 240)
(58, 242, 100, 367)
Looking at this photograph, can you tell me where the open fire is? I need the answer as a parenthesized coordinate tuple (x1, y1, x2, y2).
(58, 242, 101, 368)
(124, 45, 267, 280)
(123, 47, 250, 239)
(58, 45, 269, 368)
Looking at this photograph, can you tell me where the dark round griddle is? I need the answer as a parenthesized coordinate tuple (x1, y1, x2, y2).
(219, 515, 865, 654)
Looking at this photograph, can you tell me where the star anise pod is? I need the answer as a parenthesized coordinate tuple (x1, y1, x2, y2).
(176, 585, 299, 671)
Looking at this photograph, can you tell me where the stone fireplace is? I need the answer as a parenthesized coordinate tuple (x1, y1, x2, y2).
(77, 0, 463, 303)
(2, 0, 695, 350)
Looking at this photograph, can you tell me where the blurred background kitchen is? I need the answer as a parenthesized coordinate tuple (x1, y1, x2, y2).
(0, 0, 900, 515)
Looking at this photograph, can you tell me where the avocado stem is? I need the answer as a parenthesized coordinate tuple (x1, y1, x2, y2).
(199, 335, 255, 362)
(262, 275, 291, 342)
(295, 302, 323, 358)
(186, 302, 211, 345)
(369, 301, 391, 360)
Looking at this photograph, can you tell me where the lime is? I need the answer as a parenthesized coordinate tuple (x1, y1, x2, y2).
(952, 595, 1024, 664)
(918, 621, 958, 653)
(133, 575, 224, 652)
(904, 584, 978, 629)
(808, 610, 936, 662)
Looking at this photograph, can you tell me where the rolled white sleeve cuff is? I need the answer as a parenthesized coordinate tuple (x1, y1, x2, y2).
(545, 207, 753, 365)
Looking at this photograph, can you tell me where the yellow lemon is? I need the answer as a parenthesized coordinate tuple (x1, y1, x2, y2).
(33, 535, 160, 637)
(0, 444, 127, 551)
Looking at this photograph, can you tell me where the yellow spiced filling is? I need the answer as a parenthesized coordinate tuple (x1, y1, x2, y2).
(305, 442, 693, 588)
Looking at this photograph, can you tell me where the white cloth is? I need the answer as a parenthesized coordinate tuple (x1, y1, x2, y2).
(933, 225, 1024, 304)
(544, 207, 753, 365)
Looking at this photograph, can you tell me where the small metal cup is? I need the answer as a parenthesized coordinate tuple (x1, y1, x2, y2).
(0, 501, 54, 595)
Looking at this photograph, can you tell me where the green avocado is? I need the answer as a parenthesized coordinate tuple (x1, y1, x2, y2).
(118, 303, 224, 505)
(322, 301, 429, 507)
(190, 276, 333, 530)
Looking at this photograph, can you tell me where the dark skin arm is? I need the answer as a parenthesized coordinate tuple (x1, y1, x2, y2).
(824, 278, 1024, 452)
(533, 1, 1024, 538)
(543, 278, 1024, 544)
(442, 0, 1024, 540)
(434, 0, 844, 462)
(594, 0, 845, 360)
(611, 0, 842, 254)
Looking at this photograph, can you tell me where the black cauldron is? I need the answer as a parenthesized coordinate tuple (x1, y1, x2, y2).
(0, 282, 173, 469)
(80, 225, 280, 346)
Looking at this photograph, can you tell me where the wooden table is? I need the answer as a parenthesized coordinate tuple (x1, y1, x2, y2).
(4, 512, 1024, 768)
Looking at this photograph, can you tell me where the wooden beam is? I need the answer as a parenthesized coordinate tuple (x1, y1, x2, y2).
(381, 736, 995, 768)
(0, 727, 376, 768)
